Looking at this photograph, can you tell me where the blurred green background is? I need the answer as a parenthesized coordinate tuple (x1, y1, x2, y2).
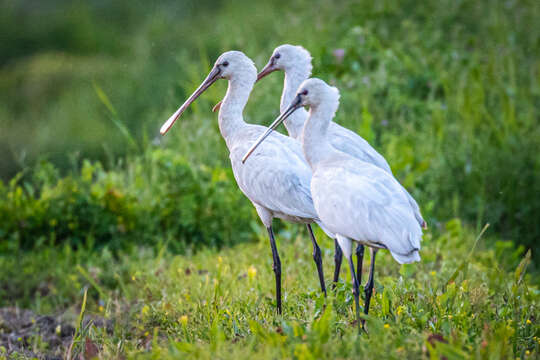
(1, 0, 539, 257)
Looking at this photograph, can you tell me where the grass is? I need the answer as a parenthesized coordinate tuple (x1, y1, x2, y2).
(1, 0, 540, 358)
(1, 220, 538, 359)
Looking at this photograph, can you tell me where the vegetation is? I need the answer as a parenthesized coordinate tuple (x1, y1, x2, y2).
(1, 0, 539, 358)
(1, 0, 539, 253)
(1, 221, 539, 359)
(0, 149, 254, 252)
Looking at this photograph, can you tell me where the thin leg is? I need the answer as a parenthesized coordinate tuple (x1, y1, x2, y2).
(307, 225, 326, 296)
(362, 248, 378, 328)
(347, 255, 361, 332)
(355, 244, 365, 285)
(332, 239, 343, 287)
(266, 226, 282, 314)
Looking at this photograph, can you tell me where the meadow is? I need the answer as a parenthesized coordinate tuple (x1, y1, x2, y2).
(0, 0, 539, 358)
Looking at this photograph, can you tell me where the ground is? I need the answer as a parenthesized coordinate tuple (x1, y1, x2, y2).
(1, 220, 538, 359)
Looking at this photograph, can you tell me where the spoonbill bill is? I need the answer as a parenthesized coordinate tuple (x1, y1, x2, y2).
(242, 78, 423, 328)
(255, 44, 426, 285)
(160, 51, 331, 314)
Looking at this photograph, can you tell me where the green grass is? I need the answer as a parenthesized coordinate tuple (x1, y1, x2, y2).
(1, 0, 540, 358)
(1, 220, 538, 359)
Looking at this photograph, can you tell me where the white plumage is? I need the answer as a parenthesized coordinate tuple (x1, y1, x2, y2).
(242, 78, 423, 328)
(311, 160, 421, 263)
(257, 44, 426, 228)
(160, 51, 331, 314)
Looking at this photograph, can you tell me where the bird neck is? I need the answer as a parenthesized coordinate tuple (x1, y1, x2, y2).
(218, 76, 254, 147)
(301, 101, 338, 169)
(281, 68, 311, 140)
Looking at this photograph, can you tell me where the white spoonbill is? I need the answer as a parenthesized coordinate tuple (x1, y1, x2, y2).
(243, 78, 422, 328)
(160, 51, 331, 314)
(255, 44, 426, 285)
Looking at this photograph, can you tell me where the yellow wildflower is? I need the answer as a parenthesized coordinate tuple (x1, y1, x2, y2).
(430, 271, 436, 276)
(99, 305, 104, 312)
(384, 324, 390, 329)
(248, 266, 257, 280)
(179, 315, 188, 326)
(526, 319, 532, 325)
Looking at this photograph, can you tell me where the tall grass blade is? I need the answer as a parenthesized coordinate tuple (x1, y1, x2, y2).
(445, 223, 490, 286)
(77, 264, 108, 300)
(93, 81, 139, 151)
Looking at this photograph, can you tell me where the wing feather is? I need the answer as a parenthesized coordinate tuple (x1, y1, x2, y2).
(312, 159, 422, 257)
(229, 125, 317, 220)
(328, 122, 425, 226)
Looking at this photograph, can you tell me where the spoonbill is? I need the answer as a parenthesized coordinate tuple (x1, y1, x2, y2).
(160, 51, 332, 314)
(255, 44, 426, 285)
(242, 78, 422, 328)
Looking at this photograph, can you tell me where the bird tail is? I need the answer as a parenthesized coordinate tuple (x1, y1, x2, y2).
(389, 229, 422, 264)
(390, 249, 421, 264)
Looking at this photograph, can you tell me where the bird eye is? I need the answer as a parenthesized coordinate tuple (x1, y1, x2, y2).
(274, 53, 281, 59)
(222, 61, 229, 67)
(301, 89, 308, 95)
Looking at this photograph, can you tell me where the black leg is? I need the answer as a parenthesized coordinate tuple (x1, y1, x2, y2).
(355, 244, 365, 285)
(266, 226, 282, 314)
(362, 248, 378, 328)
(307, 225, 326, 296)
(332, 239, 343, 287)
(347, 255, 361, 332)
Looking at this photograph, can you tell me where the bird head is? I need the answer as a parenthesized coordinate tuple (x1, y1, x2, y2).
(241, 78, 340, 163)
(257, 44, 313, 80)
(160, 51, 256, 135)
(215, 51, 257, 81)
(293, 78, 340, 110)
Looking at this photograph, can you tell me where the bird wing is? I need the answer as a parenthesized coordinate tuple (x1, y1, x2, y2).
(229, 125, 318, 220)
(329, 122, 425, 227)
(312, 159, 422, 256)
(328, 122, 392, 173)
